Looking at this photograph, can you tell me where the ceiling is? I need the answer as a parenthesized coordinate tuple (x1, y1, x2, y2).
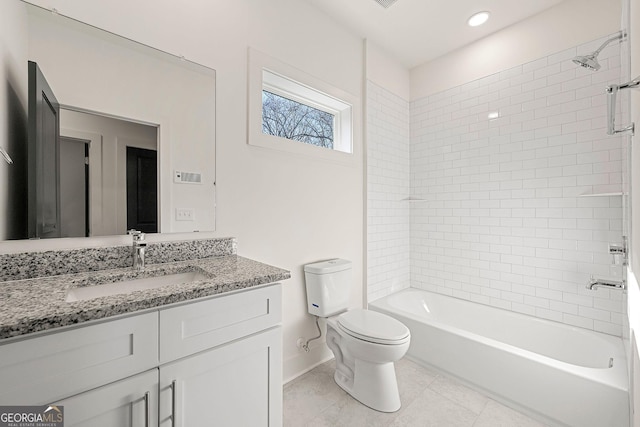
(303, 0, 566, 69)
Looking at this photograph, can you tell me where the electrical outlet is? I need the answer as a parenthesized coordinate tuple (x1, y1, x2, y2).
(176, 208, 195, 221)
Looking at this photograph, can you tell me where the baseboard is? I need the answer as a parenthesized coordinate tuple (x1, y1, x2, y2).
(283, 342, 333, 384)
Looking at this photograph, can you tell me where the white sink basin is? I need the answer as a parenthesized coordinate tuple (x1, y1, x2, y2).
(65, 271, 209, 302)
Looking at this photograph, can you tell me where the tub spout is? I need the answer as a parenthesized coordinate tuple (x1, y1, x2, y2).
(586, 275, 626, 291)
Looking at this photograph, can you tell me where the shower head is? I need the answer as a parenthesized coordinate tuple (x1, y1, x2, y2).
(572, 31, 624, 72)
(572, 54, 601, 71)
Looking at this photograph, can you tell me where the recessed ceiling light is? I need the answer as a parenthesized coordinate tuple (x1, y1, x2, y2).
(468, 11, 490, 27)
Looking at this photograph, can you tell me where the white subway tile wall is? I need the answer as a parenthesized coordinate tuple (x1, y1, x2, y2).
(367, 35, 629, 336)
(409, 35, 626, 336)
(367, 81, 411, 301)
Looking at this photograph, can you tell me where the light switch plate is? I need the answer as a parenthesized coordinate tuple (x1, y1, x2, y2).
(176, 208, 195, 221)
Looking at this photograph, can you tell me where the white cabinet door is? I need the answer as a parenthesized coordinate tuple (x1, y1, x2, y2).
(159, 327, 282, 427)
(53, 369, 158, 427)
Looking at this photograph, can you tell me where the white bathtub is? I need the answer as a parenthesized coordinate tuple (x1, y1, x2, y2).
(369, 289, 629, 427)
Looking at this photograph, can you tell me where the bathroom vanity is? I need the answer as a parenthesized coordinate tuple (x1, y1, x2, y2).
(0, 238, 290, 426)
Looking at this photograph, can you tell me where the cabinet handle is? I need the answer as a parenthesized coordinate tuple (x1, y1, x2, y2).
(144, 391, 150, 427)
(171, 380, 177, 427)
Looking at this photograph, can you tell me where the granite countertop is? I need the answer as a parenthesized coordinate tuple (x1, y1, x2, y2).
(0, 255, 290, 340)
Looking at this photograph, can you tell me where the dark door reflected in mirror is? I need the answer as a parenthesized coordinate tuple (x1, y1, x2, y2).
(28, 60, 61, 239)
(126, 147, 158, 234)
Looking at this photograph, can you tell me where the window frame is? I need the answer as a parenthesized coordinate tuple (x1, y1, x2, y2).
(248, 48, 356, 163)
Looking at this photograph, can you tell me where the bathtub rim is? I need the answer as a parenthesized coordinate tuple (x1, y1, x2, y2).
(369, 288, 628, 393)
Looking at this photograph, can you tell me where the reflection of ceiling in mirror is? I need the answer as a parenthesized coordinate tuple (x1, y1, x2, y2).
(3, 1, 216, 241)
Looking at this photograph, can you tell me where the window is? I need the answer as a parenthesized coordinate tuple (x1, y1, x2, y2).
(248, 48, 356, 162)
(262, 90, 335, 149)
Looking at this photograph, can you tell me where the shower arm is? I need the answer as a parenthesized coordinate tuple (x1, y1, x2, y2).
(593, 32, 624, 57)
(606, 75, 640, 136)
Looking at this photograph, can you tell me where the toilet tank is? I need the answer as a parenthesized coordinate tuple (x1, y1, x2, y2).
(304, 259, 352, 317)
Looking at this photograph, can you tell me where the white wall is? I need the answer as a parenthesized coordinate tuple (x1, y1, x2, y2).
(411, 0, 621, 101)
(366, 41, 411, 102)
(5, 0, 364, 382)
(0, 1, 28, 240)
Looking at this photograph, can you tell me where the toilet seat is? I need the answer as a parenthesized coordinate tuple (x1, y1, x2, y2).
(337, 309, 410, 345)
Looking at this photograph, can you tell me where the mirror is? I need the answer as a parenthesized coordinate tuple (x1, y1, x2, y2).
(4, 0, 216, 240)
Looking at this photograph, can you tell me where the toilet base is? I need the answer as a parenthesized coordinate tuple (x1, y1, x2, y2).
(324, 312, 409, 413)
(333, 359, 401, 413)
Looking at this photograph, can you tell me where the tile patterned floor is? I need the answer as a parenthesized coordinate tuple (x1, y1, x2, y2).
(284, 358, 549, 427)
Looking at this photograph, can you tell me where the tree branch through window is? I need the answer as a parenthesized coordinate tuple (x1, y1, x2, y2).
(262, 91, 334, 149)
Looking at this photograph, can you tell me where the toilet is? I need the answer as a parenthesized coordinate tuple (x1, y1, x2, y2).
(304, 259, 410, 412)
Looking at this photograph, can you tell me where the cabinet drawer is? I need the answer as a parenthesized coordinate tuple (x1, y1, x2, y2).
(0, 312, 158, 405)
(53, 369, 158, 427)
(160, 284, 281, 363)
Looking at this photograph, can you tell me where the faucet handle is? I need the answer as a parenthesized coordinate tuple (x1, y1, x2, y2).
(609, 242, 626, 265)
(127, 229, 145, 242)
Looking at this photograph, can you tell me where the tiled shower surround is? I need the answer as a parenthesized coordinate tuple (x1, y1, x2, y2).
(368, 33, 627, 336)
(367, 81, 411, 302)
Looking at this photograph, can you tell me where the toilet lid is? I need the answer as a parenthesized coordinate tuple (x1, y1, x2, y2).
(337, 309, 410, 345)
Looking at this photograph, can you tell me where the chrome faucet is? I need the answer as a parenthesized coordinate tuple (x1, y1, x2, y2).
(128, 229, 147, 271)
(586, 275, 626, 291)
